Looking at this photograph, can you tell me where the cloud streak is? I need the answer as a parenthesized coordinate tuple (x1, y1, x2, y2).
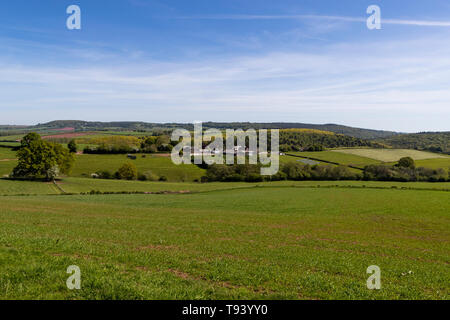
(178, 14, 450, 27)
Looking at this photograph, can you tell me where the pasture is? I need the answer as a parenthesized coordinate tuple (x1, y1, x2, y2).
(333, 148, 448, 162)
(1, 177, 449, 196)
(286, 151, 380, 168)
(0, 148, 16, 160)
(0, 142, 20, 148)
(0, 186, 448, 299)
(72, 154, 205, 182)
(414, 158, 450, 171)
(0, 148, 17, 178)
(280, 154, 334, 166)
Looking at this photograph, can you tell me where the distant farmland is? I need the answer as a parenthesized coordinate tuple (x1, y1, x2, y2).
(286, 151, 380, 169)
(332, 149, 448, 162)
(72, 154, 205, 182)
(41, 132, 95, 140)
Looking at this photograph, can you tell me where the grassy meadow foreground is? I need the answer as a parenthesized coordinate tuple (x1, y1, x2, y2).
(0, 180, 449, 300)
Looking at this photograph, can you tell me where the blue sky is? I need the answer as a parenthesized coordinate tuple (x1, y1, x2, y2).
(1, 0, 450, 132)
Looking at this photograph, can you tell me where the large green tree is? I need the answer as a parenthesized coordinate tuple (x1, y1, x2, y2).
(12, 133, 74, 181)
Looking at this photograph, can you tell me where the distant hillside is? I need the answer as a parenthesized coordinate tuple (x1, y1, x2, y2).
(28, 120, 399, 140)
(201, 122, 399, 140)
(4, 121, 448, 153)
(279, 129, 383, 151)
(379, 132, 450, 155)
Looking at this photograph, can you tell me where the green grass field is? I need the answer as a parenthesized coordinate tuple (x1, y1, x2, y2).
(0, 142, 20, 148)
(72, 154, 205, 182)
(286, 151, 380, 168)
(333, 149, 448, 162)
(0, 158, 16, 178)
(280, 154, 336, 166)
(0, 135, 23, 141)
(0, 179, 60, 195)
(413, 158, 450, 170)
(0, 186, 448, 299)
(0, 148, 17, 160)
(1, 177, 449, 196)
(0, 147, 17, 178)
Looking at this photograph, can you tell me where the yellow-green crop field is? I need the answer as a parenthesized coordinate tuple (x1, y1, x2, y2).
(332, 148, 448, 162)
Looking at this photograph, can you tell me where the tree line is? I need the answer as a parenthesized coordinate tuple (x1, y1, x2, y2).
(202, 157, 449, 183)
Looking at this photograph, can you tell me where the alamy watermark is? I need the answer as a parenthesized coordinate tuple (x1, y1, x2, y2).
(65, 5, 381, 31)
(367, 5, 381, 30)
(170, 122, 280, 175)
(366, 265, 381, 290)
(66, 5, 81, 30)
(66, 265, 81, 290)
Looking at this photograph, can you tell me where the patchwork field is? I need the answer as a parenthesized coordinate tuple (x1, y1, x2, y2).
(72, 154, 205, 182)
(41, 132, 94, 140)
(280, 154, 335, 166)
(333, 149, 448, 162)
(0, 186, 448, 299)
(413, 158, 450, 171)
(286, 151, 381, 168)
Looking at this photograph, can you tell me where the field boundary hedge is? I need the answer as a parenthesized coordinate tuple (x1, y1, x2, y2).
(1, 183, 449, 197)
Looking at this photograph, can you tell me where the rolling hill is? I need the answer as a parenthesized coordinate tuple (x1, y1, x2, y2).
(378, 132, 450, 154)
(0, 120, 400, 140)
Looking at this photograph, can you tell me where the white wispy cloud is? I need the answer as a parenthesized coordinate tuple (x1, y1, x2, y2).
(1, 32, 450, 132)
(178, 14, 450, 27)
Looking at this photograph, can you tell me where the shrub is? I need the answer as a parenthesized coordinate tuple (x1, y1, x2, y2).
(281, 162, 312, 180)
(68, 140, 77, 153)
(270, 171, 288, 181)
(364, 164, 448, 182)
(306, 145, 324, 152)
(397, 157, 415, 169)
(117, 163, 138, 180)
(141, 171, 159, 181)
(225, 173, 245, 182)
(142, 145, 158, 153)
(157, 144, 173, 152)
(246, 173, 263, 182)
(96, 170, 113, 179)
